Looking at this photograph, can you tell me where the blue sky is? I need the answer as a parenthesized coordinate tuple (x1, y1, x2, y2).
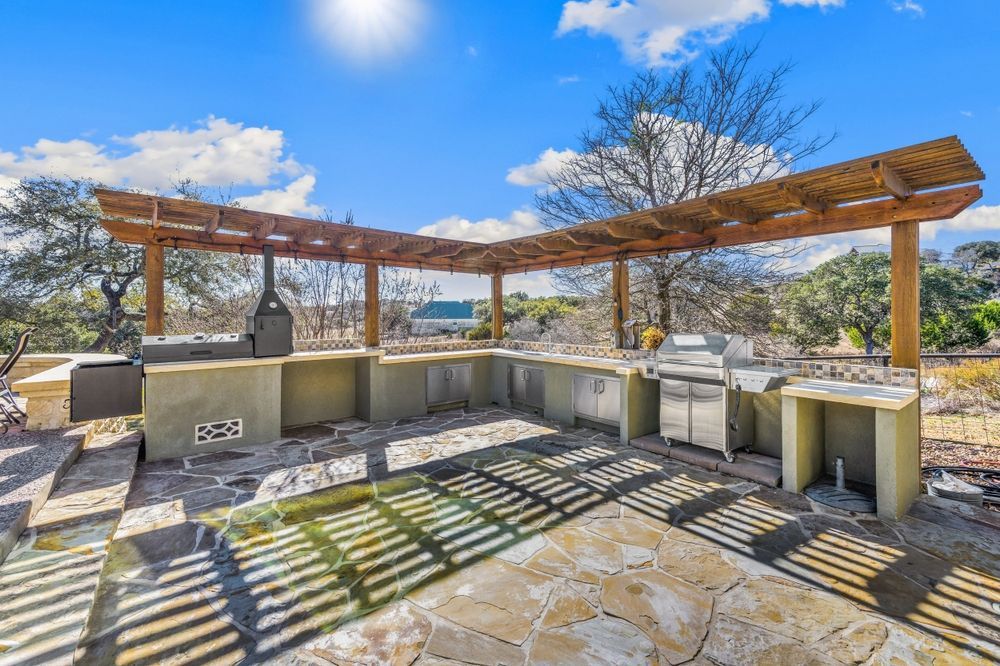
(0, 0, 996, 298)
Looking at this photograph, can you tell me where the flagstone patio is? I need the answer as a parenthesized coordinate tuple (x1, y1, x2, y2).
(6, 407, 999, 664)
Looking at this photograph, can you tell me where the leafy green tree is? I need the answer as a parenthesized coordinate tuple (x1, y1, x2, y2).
(953, 240, 1000, 295)
(780, 251, 989, 354)
(0, 177, 240, 353)
(472, 292, 583, 327)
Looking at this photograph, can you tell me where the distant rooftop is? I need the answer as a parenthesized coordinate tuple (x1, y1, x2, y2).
(410, 301, 475, 320)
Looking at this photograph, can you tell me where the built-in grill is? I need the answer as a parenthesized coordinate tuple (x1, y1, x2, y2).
(140, 244, 293, 364)
(656, 333, 792, 462)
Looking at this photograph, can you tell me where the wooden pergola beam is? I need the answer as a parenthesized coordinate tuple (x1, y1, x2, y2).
(706, 198, 763, 224)
(420, 243, 466, 259)
(612, 257, 630, 347)
(204, 210, 222, 234)
(872, 160, 913, 200)
(777, 183, 829, 215)
(500, 185, 981, 274)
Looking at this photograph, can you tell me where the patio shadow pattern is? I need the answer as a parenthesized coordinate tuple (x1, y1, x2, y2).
(63, 408, 999, 664)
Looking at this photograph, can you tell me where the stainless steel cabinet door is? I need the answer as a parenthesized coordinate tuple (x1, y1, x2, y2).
(596, 378, 620, 424)
(573, 374, 599, 418)
(690, 382, 726, 449)
(426, 366, 450, 406)
(659, 379, 690, 442)
(524, 367, 545, 408)
(509, 366, 526, 402)
(447, 364, 472, 403)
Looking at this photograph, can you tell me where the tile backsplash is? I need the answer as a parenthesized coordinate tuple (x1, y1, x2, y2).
(294, 337, 917, 387)
(752, 357, 918, 388)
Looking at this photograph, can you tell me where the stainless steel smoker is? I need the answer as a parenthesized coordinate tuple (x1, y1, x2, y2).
(656, 333, 793, 462)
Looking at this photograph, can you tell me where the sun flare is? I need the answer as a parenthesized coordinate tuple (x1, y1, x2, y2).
(309, 0, 427, 65)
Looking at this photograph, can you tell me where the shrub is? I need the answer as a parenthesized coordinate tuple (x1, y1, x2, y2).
(947, 359, 1000, 403)
(640, 325, 665, 350)
(466, 322, 494, 341)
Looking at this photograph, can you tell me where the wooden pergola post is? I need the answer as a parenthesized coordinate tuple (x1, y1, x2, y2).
(612, 256, 630, 347)
(491, 273, 504, 340)
(145, 244, 164, 336)
(364, 261, 380, 347)
(890, 221, 920, 371)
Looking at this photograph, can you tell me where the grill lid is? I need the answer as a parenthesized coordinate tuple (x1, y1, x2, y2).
(656, 333, 752, 368)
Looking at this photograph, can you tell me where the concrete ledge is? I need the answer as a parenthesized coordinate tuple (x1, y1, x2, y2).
(781, 378, 917, 410)
(0, 426, 88, 565)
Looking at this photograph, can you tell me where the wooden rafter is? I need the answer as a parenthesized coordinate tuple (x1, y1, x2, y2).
(566, 231, 614, 247)
(776, 183, 829, 214)
(872, 160, 913, 200)
(648, 212, 705, 234)
(606, 221, 663, 241)
(537, 237, 583, 252)
(252, 217, 277, 241)
(420, 243, 466, 259)
(204, 210, 222, 234)
(707, 198, 763, 224)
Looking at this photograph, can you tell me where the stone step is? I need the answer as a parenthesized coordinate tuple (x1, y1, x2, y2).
(0, 426, 89, 566)
(629, 434, 783, 488)
(0, 430, 142, 665)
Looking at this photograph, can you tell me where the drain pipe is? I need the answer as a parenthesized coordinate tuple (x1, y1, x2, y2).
(835, 456, 846, 491)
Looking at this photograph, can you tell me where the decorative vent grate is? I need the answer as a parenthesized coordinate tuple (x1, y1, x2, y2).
(195, 418, 243, 445)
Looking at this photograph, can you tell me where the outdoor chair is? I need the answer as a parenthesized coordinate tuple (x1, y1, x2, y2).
(0, 326, 36, 428)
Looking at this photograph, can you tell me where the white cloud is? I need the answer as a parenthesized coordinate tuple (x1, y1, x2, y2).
(891, 0, 924, 17)
(557, 0, 841, 67)
(960, 110, 974, 118)
(417, 209, 546, 243)
(558, 74, 582, 85)
(506, 148, 579, 188)
(235, 174, 323, 217)
(466, 45, 478, 57)
(308, 0, 428, 66)
(932, 205, 1000, 234)
(0, 117, 302, 192)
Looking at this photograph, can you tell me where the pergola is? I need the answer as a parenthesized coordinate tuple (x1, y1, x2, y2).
(96, 136, 984, 369)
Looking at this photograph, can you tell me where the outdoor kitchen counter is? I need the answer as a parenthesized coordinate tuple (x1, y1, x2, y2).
(780, 376, 920, 521)
(781, 377, 918, 410)
(140, 347, 382, 374)
(378, 347, 641, 374)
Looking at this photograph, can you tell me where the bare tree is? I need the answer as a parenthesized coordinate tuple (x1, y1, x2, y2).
(535, 44, 831, 342)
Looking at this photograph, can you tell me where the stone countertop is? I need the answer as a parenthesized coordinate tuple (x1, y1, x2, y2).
(11, 353, 128, 392)
(142, 347, 641, 375)
(780, 378, 918, 410)
(380, 347, 640, 374)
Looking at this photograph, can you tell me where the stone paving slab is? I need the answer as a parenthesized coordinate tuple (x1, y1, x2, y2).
(0, 431, 141, 664)
(6, 409, 998, 664)
(0, 426, 88, 565)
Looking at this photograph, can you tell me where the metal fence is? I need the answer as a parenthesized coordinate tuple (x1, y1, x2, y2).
(788, 353, 1000, 447)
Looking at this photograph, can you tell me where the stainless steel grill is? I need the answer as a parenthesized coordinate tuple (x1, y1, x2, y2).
(656, 333, 792, 462)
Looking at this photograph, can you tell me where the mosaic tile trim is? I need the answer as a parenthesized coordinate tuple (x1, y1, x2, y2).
(380, 339, 499, 355)
(753, 357, 918, 388)
(294, 338, 362, 352)
(499, 339, 654, 361)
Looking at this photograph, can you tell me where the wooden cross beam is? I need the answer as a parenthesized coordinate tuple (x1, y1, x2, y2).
(537, 237, 583, 252)
(421, 243, 467, 259)
(706, 198, 763, 224)
(566, 231, 615, 247)
(648, 211, 705, 234)
(252, 217, 277, 240)
(204, 210, 222, 234)
(606, 221, 663, 241)
(776, 183, 829, 214)
(509, 242, 548, 257)
(871, 160, 912, 200)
